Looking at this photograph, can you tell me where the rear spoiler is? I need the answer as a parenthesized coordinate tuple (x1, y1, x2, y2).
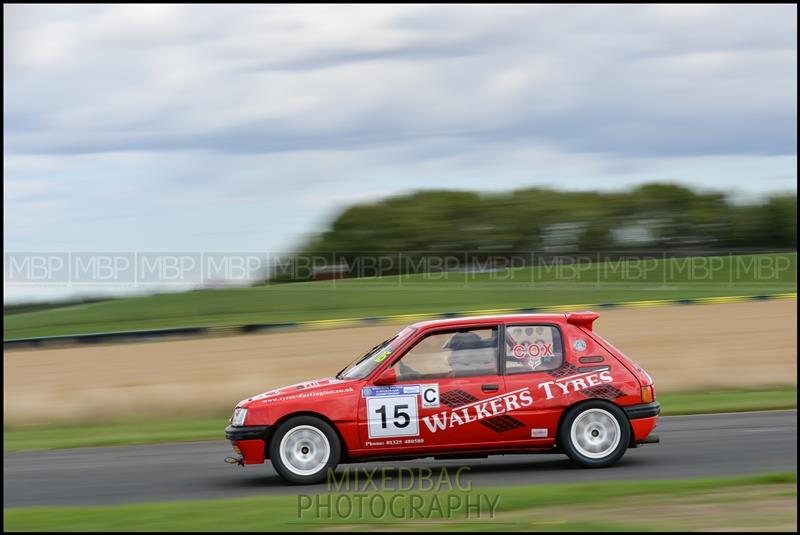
(566, 311, 599, 331)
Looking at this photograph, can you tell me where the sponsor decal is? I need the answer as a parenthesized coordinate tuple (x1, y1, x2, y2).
(421, 384, 440, 408)
(480, 414, 524, 433)
(531, 428, 548, 438)
(259, 386, 354, 404)
(573, 339, 587, 351)
(362, 385, 421, 398)
(538, 369, 613, 400)
(510, 342, 554, 359)
(582, 383, 625, 400)
(365, 437, 426, 447)
(548, 362, 579, 378)
(241, 389, 279, 403)
(422, 387, 533, 434)
(374, 349, 392, 363)
(296, 378, 343, 391)
(367, 395, 419, 438)
(511, 342, 555, 369)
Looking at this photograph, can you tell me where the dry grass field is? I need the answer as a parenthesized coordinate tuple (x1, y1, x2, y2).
(4, 300, 796, 425)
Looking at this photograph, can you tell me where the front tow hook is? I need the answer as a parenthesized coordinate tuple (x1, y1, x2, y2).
(225, 456, 244, 466)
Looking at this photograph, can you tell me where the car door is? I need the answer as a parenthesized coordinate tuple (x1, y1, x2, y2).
(357, 325, 512, 454)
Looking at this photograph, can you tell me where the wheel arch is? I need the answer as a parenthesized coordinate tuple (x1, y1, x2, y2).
(554, 399, 635, 448)
(266, 411, 351, 461)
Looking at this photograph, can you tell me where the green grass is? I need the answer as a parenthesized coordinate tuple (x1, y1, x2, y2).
(5, 386, 795, 452)
(4, 253, 796, 339)
(4, 473, 796, 531)
(657, 386, 798, 415)
(3, 416, 229, 452)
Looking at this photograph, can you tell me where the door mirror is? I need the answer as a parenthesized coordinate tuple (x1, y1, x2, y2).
(374, 367, 397, 386)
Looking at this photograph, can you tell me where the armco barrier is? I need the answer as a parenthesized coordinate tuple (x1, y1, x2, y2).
(4, 292, 796, 350)
(3, 326, 210, 350)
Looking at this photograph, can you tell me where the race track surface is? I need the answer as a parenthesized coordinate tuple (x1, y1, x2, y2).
(4, 410, 797, 508)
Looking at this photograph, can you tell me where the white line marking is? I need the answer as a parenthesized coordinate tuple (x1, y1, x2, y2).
(662, 409, 796, 418)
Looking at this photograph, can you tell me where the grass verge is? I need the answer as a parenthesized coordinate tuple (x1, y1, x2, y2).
(4, 386, 795, 452)
(4, 253, 796, 339)
(656, 385, 798, 415)
(4, 473, 796, 531)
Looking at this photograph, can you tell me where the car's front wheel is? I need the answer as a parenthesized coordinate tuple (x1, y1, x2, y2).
(269, 415, 341, 484)
(559, 401, 630, 468)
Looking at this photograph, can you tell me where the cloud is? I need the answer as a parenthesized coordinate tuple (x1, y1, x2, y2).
(4, 4, 796, 159)
(2, 5, 797, 281)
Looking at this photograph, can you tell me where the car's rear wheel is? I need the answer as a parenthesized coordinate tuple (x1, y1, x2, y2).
(269, 415, 341, 484)
(559, 401, 630, 467)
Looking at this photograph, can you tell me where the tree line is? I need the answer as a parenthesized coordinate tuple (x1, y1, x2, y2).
(272, 183, 796, 281)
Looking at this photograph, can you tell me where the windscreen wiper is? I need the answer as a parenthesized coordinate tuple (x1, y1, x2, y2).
(336, 338, 393, 379)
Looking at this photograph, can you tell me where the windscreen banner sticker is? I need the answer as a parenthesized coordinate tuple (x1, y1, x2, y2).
(362, 385, 421, 398)
(420, 384, 440, 408)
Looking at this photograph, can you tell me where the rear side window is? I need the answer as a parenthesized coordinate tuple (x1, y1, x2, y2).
(504, 324, 564, 374)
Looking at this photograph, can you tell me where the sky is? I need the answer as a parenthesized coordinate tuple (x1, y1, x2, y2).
(3, 4, 797, 301)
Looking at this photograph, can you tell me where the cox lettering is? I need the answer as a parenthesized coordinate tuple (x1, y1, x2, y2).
(511, 343, 553, 359)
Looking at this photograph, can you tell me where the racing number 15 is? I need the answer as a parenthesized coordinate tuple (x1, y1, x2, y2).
(367, 395, 419, 438)
(376, 404, 410, 428)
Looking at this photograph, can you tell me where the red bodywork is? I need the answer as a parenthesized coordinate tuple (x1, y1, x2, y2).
(228, 313, 658, 465)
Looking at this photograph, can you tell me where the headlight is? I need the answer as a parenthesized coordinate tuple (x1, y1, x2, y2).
(230, 407, 248, 427)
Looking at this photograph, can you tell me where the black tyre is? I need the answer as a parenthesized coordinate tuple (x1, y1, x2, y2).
(269, 415, 341, 484)
(558, 401, 630, 468)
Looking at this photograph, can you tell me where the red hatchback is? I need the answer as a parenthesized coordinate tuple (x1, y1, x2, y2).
(225, 312, 660, 484)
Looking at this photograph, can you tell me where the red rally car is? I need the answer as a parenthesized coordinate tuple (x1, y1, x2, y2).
(225, 312, 660, 484)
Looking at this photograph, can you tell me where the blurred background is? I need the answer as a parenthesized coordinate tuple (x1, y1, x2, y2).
(3, 4, 797, 532)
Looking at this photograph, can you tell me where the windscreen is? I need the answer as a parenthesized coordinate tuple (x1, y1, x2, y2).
(337, 327, 416, 380)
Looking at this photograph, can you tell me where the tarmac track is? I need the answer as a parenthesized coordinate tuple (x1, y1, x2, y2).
(3, 410, 796, 508)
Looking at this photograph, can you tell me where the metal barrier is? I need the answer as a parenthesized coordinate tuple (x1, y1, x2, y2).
(4, 326, 210, 350)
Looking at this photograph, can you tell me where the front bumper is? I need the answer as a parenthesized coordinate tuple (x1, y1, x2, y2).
(225, 425, 270, 465)
(224, 425, 270, 441)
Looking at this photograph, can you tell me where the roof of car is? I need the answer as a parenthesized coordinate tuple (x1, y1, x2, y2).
(410, 313, 570, 329)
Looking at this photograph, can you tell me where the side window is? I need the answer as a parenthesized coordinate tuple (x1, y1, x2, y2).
(505, 324, 563, 374)
(392, 328, 498, 381)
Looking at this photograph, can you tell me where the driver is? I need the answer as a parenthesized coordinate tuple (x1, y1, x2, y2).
(444, 332, 495, 377)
